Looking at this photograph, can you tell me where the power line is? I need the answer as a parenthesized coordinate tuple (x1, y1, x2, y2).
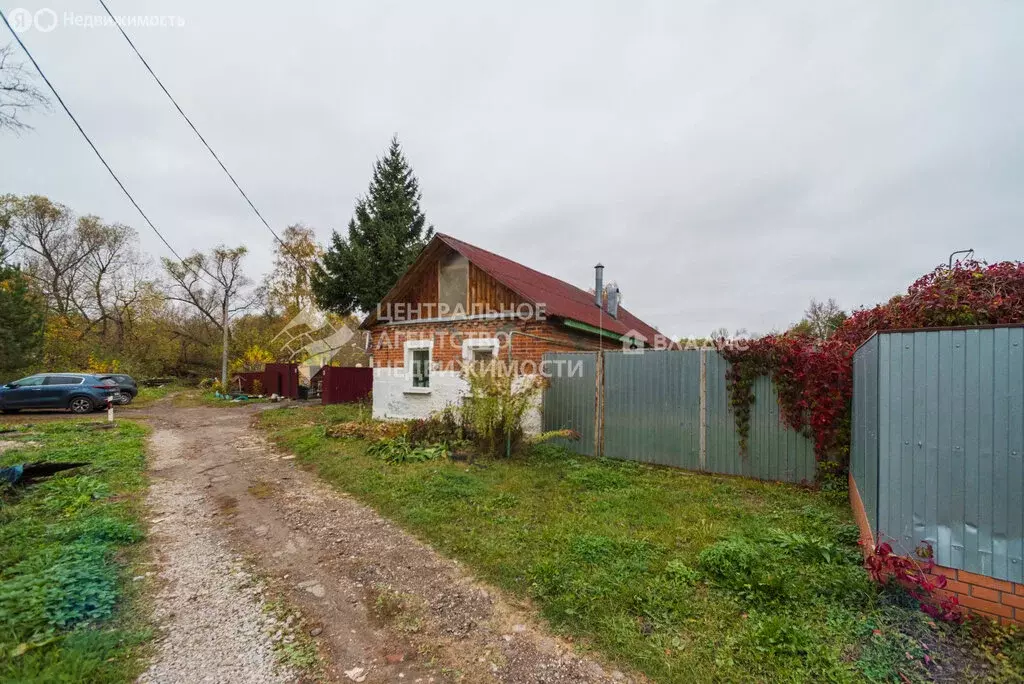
(97, 0, 286, 251)
(0, 7, 218, 286)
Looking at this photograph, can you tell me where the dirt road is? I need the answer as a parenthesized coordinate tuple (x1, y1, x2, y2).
(140, 401, 633, 683)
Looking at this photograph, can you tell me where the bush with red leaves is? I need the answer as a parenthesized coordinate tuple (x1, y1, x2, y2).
(866, 539, 964, 623)
(722, 260, 1024, 466)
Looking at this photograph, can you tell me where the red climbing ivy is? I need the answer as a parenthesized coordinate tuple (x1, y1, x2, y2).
(866, 539, 964, 623)
(722, 260, 1024, 466)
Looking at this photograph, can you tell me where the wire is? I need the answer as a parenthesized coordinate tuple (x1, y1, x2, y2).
(96, 0, 286, 250)
(0, 8, 218, 286)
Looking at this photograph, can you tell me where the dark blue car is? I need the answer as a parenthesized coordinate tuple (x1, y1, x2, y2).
(0, 373, 118, 414)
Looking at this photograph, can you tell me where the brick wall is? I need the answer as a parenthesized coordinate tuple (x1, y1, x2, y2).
(366, 318, 620, 369)
(849, 472, 1023, 625)
(925, 566, 1024, 625)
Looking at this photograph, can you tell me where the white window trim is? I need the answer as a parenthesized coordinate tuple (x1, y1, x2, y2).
(404, 339, 434, 393)
(461, 337, 500, 363)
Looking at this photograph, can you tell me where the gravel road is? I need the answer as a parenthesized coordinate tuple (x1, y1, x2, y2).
(139, 420, 296, 684)
(136, 401, 639, 683)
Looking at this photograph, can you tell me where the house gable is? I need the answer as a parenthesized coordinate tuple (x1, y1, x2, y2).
(363, 241, 529, 326)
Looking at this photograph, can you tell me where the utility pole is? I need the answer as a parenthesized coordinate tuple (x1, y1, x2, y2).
(221, 296, 230, 391)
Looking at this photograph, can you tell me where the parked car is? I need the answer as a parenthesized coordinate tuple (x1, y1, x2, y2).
(98, 374, 139, 405)
(0, 373, 118, 414)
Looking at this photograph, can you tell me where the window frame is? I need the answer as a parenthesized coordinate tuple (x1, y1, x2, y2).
(44, 375, 85, 386)
(404, 339, 434, 392)
(461, 337, 500, 370)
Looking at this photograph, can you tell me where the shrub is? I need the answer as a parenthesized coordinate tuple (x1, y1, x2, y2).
(866, 539, 963, 623)
(460, 363, 545, 458)
(406, 405, 471, 446)
(366, 437, 448, 464)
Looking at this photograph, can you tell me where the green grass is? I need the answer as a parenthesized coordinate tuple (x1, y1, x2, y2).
(259, 404, 1024, 683)
(130, 383, 270, 409)
(0, 420, 152, 682)
(130, 383, 189, 408)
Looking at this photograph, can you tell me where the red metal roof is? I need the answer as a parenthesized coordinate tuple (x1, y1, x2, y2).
(435, 233, 662, 342)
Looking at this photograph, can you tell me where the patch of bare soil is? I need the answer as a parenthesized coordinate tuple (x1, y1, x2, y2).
(141, 402, 639, 683)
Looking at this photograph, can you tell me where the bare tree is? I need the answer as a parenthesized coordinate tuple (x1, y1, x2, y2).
(163, 246, 254, 389)
(0, 43, 49, 133)
(7, 195, 98, 315)
(0, 193, 14, 262)
(77, 218, 137, 332)
(796, 298, 847, 340)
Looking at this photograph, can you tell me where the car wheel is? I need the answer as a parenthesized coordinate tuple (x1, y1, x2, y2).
(69, 397, 94, 414)
(117, 392, 133, 405)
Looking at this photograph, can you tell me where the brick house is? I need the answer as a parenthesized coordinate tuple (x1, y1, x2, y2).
(361, 233, 662, 428)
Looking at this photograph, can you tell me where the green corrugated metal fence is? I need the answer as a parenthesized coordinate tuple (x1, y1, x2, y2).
(602, 351, 702, 470)
(851, 327, 1024, 583)
(542, 350, 816, 483)
(540, 352, 597, 456)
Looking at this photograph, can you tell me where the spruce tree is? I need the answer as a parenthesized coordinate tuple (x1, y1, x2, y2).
(0, 256, 44, 380)
(313, 135, 434, 315)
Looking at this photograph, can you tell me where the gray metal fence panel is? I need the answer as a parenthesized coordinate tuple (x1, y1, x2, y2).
(746, 375, 817, 483)
(704, 351, 816, 483)
(705, 351, 744, 477)
(541, 352, 597, 456)
(865, 327, 1024, 583)
(601, 351, 701, 469)
(851, 335, 879, 532)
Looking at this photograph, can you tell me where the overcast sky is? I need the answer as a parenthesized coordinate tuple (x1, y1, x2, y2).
(2, 1, 1022, 337)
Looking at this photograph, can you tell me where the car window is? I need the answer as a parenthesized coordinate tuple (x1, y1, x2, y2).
(43, 375, 84, 386)
(101, 378, 118, 386)
(12, 376, 45, 387)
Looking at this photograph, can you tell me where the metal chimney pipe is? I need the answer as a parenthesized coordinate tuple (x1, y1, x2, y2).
(594, 263, 604, 308)
(607, 284, 619, 318)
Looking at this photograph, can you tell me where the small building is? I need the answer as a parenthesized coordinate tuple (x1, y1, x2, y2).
(361, 233, 662, 428)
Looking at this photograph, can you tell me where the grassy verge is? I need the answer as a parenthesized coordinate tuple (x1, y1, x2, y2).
(167, 390, 272, 408)
(259, 404, 1024, 683)
(131, 383, 190, 408)
(0, 420, 152, 682)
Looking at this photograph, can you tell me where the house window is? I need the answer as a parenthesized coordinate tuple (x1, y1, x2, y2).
(472, 348, 494, 363)
(405, 340, 433, 391)
(411, 349, 430, 387)
(462, 337, 500, 371)
(438, 252, 468, 317)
